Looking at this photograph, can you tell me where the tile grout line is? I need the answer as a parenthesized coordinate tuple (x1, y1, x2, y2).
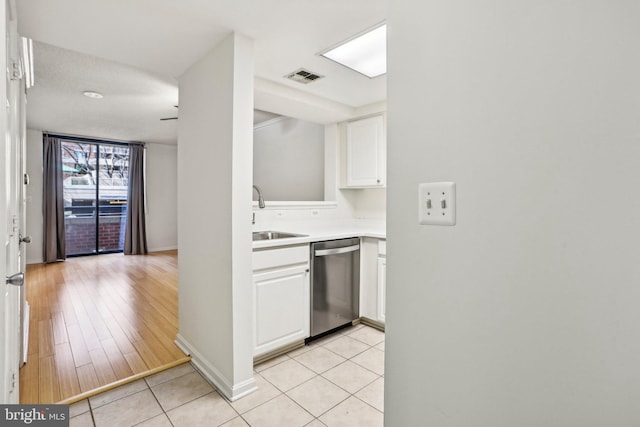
(319, 371, 380, 397)
(351, 393, 385, 416)
(315, 340, 374, 363)
(86, 367, 195, 426)
(87, 379, 150, 410)
(285, 382, 351, 421)
(154, 370, 229, 419)
(254, 354, 293, 373)
(255, 333, 384, 425)
(89, 406, 97, 427)
(186, 364, 248, 425)
(144, 379, 174, 427)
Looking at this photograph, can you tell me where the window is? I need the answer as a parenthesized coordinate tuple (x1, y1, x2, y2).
(61, 140, 130, 256)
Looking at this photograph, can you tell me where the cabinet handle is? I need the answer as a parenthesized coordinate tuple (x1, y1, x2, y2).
(305, 269, 310, 273)
(376, 179, 380, 184)
(315, 245, 360, 257)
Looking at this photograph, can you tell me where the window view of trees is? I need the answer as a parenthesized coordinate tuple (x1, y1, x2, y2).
(62, 142, 129, 187)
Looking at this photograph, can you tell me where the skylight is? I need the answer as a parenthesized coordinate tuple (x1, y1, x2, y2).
(320, 23, 387, 78)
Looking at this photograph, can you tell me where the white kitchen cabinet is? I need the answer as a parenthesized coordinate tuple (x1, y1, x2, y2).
(252, 245, 310, 357)
(377, 240, 386, 323)
(345, 114, 386, 188)
(359, 237, 386, 325)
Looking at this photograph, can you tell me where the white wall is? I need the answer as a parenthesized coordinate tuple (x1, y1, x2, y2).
(254, 117, 324, 202)
(176, 32, 255, 400)
(24, 131, 178, 263)
(25, 129, 43, 264)
(250, 122, 357, 230)
(349, 188, 386, 220)
(386, 2, 640, 426)
(250, 101, 390, 227)
(145, 143, 177, 251)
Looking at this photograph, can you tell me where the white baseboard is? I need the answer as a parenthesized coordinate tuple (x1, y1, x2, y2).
(174, 334, 257, 401)
(25, 246, 176, 263)
(148, 245, 178, 253)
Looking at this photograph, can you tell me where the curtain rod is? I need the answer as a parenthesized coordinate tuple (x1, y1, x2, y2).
(43, 131, 146, 147)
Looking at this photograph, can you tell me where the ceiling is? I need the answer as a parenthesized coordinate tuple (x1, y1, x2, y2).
(17, 0, 387, 145)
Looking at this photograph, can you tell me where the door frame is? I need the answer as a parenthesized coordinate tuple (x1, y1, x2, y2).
(2, 0, 24, 404)
(0, 0, 8, 398)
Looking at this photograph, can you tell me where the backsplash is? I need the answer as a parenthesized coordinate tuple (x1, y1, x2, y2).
(252, 188, 386, 231)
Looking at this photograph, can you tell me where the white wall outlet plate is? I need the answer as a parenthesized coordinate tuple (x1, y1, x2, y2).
(418, 182, 456, 226)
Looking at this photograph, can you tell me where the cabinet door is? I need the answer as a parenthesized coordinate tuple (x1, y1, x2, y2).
(254, 265, 310, 356)
(377, 257, 386, 323)
(346, 115, 385, 187)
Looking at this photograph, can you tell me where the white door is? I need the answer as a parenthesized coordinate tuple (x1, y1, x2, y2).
(1, 0, 23, 404)
(17, 36, 30, 368)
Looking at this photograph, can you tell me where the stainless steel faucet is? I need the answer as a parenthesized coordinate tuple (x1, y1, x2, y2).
(253, 185, 266, 209)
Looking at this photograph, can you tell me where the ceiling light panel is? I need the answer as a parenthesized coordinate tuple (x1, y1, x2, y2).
(83, 91, 103, 99)
(321, 24, 386, 78)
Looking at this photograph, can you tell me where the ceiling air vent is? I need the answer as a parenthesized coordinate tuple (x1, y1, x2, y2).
(285, 68, 324, 84)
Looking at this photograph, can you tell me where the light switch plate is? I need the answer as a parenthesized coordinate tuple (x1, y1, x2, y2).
(419, 182, 456, 225)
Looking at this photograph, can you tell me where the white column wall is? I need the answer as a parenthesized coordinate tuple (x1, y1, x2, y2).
(176, 32, 255, 400)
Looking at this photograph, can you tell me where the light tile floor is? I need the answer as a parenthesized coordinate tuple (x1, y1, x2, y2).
(69, 324, 384, 427)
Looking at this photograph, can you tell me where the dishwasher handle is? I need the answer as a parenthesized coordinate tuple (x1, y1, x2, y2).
(314, 244, 360, 257)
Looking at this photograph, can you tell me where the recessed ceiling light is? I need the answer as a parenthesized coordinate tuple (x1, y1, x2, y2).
(320, 23, 386, 78)
(83, 91, 103, 99)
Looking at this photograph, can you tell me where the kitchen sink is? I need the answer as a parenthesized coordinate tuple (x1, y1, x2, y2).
(252, 231, 307, 241)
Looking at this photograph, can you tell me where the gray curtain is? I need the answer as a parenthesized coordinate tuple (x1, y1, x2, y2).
(43, 134, 66, 262)
(124, 144, 148, 255)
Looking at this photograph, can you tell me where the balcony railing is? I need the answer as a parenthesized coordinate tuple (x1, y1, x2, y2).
(66, 199, 127, 218)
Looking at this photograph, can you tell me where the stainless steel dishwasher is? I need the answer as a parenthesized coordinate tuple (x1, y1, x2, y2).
(308, 237, 360, 341)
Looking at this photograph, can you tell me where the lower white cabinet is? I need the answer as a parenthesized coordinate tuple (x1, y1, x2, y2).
(377, 240, 386, 323)
(253, 245, 310, 357)
(377, 256, 386, 323)
(360, 237, 387, 324)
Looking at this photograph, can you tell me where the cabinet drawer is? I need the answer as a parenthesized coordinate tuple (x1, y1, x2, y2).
(378, 240, 386, 256)
(253, 245, 310, 271)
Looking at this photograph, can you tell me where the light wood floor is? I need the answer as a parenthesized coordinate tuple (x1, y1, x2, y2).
(19, 250, 189, 404)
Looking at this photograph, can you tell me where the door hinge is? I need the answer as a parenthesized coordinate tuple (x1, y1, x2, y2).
(11, 215, 18, 235)
(10, 60, 22, 80)
(9, 371, 16, 393)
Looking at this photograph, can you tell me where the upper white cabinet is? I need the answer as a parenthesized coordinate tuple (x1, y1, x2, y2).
(344, 114, 386, 188)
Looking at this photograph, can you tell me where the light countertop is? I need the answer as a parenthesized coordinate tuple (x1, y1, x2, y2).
(252, 220, 386, 249)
